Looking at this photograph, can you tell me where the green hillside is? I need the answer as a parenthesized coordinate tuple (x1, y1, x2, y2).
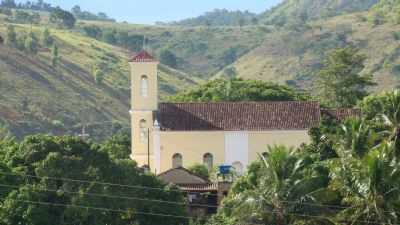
(2, 0, 400, 139)
(260, 0, 379, 25)
(0, 22, 198, 139)
(164, 9, 258, 26)
(218, 11, 400, 91)
(78, 20, 267, 78)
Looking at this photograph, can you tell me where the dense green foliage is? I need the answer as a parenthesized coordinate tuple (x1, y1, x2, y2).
(260, 0, 379, 26)
(208, 90, 400, 225)
(317, 47, 375, 107)
(0, 135, 187, 225)
(71, 5, 115, 22)
(166, 9, 257, 27)
(169, 78, 309, 102)
(187, 164, 210, 180)
(369, 0, 400, 24)
(49, 7, 76, 29)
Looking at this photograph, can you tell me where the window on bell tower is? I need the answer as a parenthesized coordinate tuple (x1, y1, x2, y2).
(140, 75, 148, 97)
(139, 119, 147, 143)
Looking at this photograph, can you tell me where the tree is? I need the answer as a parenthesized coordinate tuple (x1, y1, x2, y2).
(0, 135, 188, 225)
(188, 164, 209, 179)
(82, 25, 102, 39)
(330, 142, 400, 224)
(216, 145, 333, 225)
(49, 7, 76, 29)
(251, 17, 258, 25)
(51, 44, 59, 67)
(159, 49, 178, 69)
(360, 90, 400, 154)
(0, 0, 16, 8)
(222, 47, 237, 65)
(41, 28, 53, 47)
(24, 32, 38, 54)
(238, 17, 245, 29)
(317, 47, 376, 107)
(71, 5, 81, 15)
(93, 68, 105, 84)
(101, 29, 117, 44)
(100, 133, 131, 160)
(169, 78, 309, 102)
(5, 25, 16, 47)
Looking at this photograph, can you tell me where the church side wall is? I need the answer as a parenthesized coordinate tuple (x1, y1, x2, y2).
(159, 132, 225, 173)
(248, 130, 310, 162)
(157, 130, 310, 173)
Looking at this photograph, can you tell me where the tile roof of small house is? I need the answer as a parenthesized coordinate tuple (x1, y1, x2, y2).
(157, 102, 322, 131)
(130, 50, 156, 62)
(158, 167, 210, 185)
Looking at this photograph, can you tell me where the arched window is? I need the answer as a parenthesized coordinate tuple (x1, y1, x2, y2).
(140, 75, 148, 97)
(203, 153, 213, 170)
(172, 153, 183, 168)
(232, 161, 244, 176)
(139, 119, 147, 143)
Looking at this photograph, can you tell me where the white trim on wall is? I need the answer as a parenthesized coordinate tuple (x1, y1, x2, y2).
(153, 129, 161, 174)
(224, 131, 249, 169)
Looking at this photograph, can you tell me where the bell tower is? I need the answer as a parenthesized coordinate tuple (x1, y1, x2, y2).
(129, 50, 159, 169)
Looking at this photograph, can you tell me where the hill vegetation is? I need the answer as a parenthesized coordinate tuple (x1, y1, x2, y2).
(2, 0, 400, 138)
(0, 21, 198, 139)
(164, 9, 258, 27)
(260, 0, 379, 26)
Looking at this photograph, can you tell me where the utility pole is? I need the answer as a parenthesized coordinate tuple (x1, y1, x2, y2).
(147, 128, 150, 169)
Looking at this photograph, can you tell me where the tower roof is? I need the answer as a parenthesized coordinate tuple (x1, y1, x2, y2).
(130, 50, 157, 62)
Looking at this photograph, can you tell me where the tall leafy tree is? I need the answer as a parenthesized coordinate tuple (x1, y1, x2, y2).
(5, 25, 16, 47)
(317, 47, 375, 107)
(41, 28, 52, 47)
(169, 78, 309, 102)
(24, 32, 38, 54)
(0, 135, 187, 225)
(49, 7, 76, 29)
(51, 44, 59, 67)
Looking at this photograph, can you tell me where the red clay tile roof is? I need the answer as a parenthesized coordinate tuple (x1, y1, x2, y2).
(321, 108, 362, 121)
(158, 102, 321, 131)
(130, 50, 156, 62)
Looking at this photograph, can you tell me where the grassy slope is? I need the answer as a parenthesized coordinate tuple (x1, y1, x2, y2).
(220, 12, 400, 92)
(84, 20, 267, 78)
(0, 23, 198, 138)
(260, 0, 379, 24)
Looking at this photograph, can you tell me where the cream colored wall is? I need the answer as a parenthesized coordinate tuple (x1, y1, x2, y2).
(157, 130, 310, 173)
(130, 62, 159, 111)
(159, 132, 226, 173)
(248, 130, 310, 162)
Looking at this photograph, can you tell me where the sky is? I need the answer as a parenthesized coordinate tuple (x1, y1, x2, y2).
(17, 0, 282, 24)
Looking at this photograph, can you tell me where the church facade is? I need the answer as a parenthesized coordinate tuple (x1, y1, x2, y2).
(129, 51, 357, 174)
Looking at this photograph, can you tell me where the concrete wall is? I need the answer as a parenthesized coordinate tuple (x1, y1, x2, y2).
(155, 130, 310, 173)
(248, 130, 310, 162)
(158, 132, 226, 172)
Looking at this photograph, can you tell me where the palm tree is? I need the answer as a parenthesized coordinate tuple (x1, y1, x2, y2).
(338, 118, 380, 159)
(330, 142, 400, 224)
(361, 90, 400, 156)
(222, 145, 335, 225)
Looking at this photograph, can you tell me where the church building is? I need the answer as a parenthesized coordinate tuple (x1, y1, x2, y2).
(129, 50, 358, 174)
